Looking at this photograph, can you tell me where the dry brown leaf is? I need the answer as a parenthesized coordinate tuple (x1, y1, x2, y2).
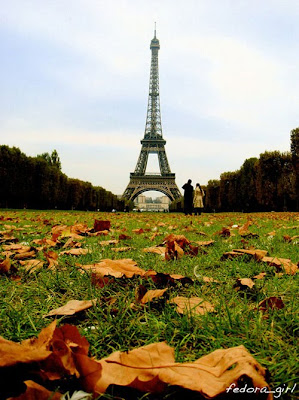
(111, 247, 132, 252)
(215, 227, 231, 237)
(194, 240, 215, 247)
(79, 259, 146, 278)
(60, 248, 89, 256)
(142, 246, 166, 256)
(14, 250, 37, 260)
(51, 224, 68, 241)
(8, 380, 62, 399)
(99, 240, 119, 246)
(44, 250, 59, 269)
(0, 257, 12, 274)
(222, 249, 267, 261)
(118, 234, 132, 240)
(90, 342, 270, 398)
(0, 321, 56, 367)
(253, 272, 267, 280)
(235, 278, 255, 290)
(262, 256, 298, 275)
(62, 238, 83, 249)
(238, 220, 252, 235)
(258, 297, 285, 312)
(139, 288, 168, 304)
(202, 276, 219, 283)
(32, 238, 58, 247)
(43, 299, 96, 318)
(71, 223, 90, 235)
(94, 220, 111, 232)
(170, 296, 215, 315)
(2, 244, 31, 252)
(146, 272, 194, 286)
(163, 234, 190, 248)
(132, 228, 145, 234)
(19, 259, 44, 273)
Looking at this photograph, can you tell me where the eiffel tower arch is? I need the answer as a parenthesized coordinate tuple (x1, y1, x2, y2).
(122, 27, 181, 203)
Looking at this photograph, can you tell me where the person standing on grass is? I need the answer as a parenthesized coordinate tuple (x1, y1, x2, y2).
(193, 183, 205, 215)
(182, 179, 194, 215)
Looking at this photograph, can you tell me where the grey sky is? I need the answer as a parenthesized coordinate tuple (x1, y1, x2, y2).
(1, 0, 298, 196)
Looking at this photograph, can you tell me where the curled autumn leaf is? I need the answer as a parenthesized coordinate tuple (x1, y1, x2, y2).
(43, 299, 96, 318)
(0, 321, 56, 368)
(90, 342, 271, 398)
(261, 256, 298, 275)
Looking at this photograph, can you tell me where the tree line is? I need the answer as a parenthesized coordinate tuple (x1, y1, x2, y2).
(171, 128, 299, 212)
(0, 146, 125, 211)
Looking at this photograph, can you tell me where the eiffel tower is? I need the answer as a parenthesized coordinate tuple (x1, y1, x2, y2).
(122, 27, 181, 202)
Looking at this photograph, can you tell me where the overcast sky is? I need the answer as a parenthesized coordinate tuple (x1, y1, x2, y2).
(1, 0, 298, 197)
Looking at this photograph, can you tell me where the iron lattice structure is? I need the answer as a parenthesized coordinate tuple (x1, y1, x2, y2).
(122, 29, 181, 202)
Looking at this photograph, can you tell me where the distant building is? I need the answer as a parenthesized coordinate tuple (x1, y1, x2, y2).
(134, 194, 170, 211)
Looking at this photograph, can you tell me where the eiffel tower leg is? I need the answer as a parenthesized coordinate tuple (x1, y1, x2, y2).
(158, 148, 171, 174)
(134, 148, 149, 175)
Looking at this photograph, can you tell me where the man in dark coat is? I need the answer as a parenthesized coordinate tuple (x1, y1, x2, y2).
(182, 179, 194, 215)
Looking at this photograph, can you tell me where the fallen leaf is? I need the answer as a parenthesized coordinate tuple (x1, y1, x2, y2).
(9, 380, 62, 399)
(202, 276, 219, 283)
(0, 321, 56, 367)
(118, 234, 132, 240)
(221, 249, 267, 261)
(234, 278, 255, 290)
(71, 223, 90, 235)
(111, 247, 132, 252)
(78, 259, 146, 278)
(93, 220, 111, 232)
(132, 228, 145, 234)
(62, 238, 83, 249)
(170, 296, 215, 315)
(19, 259, 44, 273)
(44, 250, 59, 269)
(99, 240, 119, 246)
(0, 257, 12, 274)
(194, 240, 215, 247)
(33, 238, 58, 247)
(137, 288, 168, 304)
(215, 227, 231, 237)
(238, 220, 252, 235)
(142, 246, 166, 256)
(14, 250, 37, 260)
(253, 272, 267, 280)
(91, 343, 270, 398)
(43, 299, 96, 317)
(262, 256, 298, 275)
(258, 297, 285, 312)
(60, 248, 89, 256)
(146, 272, 194, 287)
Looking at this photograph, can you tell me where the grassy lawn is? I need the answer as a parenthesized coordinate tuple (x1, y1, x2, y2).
(0, 210, 298, 399)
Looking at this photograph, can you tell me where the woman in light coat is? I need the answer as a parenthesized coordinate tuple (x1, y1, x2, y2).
(193, 183, 205, 215)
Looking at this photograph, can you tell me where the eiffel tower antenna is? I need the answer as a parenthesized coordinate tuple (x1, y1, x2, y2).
(122, 30, 181, 202)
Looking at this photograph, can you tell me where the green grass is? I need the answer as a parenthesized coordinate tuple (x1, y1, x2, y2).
(0, 210, 298, 399)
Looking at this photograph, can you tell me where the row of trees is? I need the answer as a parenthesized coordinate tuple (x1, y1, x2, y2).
(171, 128, 298, 212)
(0, 146, 125, 211)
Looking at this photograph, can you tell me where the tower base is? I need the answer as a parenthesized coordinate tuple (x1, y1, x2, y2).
(122, 173, 181, 202)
